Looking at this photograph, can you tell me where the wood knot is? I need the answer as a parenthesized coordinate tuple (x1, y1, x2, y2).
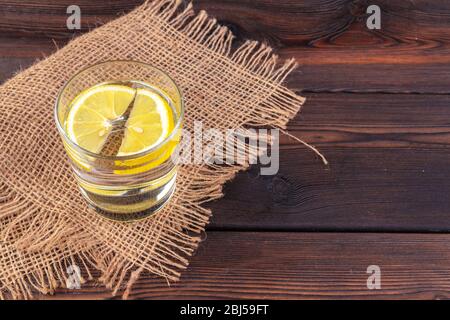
(267, 176, 293, 204)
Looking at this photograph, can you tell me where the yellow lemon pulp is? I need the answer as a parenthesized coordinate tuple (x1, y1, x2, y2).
(117, 88, 173, 156)
(65, 84, 174, 158)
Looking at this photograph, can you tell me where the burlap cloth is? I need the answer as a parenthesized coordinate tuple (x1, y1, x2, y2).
(0, 0, 309, 299)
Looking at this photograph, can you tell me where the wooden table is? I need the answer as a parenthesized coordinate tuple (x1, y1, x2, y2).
(1, 0, 450, 299)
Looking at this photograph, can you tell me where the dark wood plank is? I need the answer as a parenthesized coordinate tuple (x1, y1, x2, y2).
(3, 1, 449, 42)
(1, 1, 450, 92)
(0, 0, 142, 38)
(42, 232, 450, 299)
(208, 93, 450, 232)
(0, 36, 64, 83)
(196, 0, 450, 44)
(196, 0, 450, 91)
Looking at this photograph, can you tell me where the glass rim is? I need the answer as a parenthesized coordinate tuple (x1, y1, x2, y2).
(54, 60, 184, 161)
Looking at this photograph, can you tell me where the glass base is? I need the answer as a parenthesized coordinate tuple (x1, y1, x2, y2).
(79, 173, 177, 222)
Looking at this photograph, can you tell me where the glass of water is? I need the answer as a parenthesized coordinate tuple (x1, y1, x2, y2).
(55, 61, 184, 221)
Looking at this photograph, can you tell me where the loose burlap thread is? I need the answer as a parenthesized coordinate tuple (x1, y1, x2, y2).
(0, 0, 312, 299)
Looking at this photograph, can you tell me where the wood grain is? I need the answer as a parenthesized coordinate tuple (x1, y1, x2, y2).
(1, 0, 449, 300)
(198, 0, 450, 92)
(44, 232, 450, 300)
(1, 1, 450, 92)
(0, 0, 142, 37)
(207, 93, 450, 232)
(0, 2, 448, 234)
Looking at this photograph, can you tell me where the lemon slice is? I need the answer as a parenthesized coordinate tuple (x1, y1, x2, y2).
(117, 88, 173, 156)
(66, 84, 173, 157)
(66, 84, 136, 153)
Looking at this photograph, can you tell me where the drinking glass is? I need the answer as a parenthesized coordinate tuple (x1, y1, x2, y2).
(55, 61, 184, 221)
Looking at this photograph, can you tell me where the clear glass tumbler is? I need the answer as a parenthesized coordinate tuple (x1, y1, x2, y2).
(55, 61, 184, 221)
